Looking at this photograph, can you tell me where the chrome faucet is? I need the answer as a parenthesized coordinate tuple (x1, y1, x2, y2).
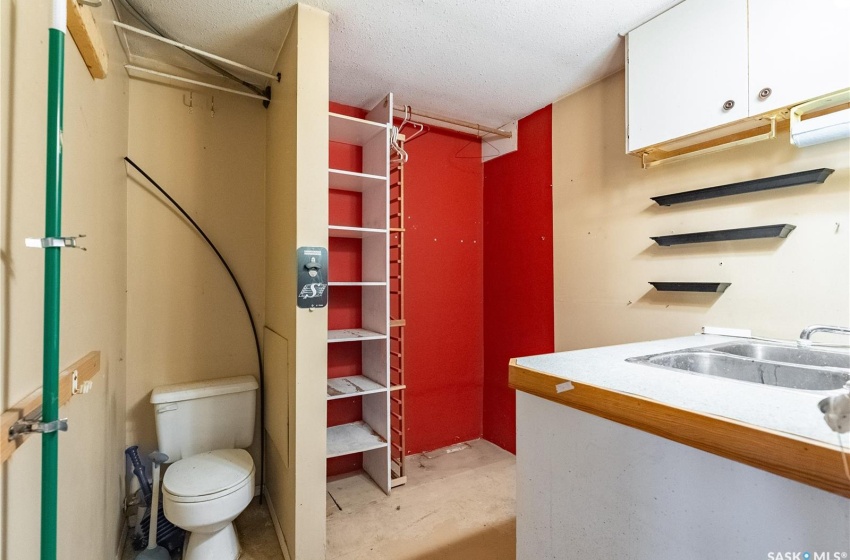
(799, 324, 850, 343)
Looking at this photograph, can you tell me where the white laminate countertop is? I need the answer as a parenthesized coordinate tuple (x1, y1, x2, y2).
(515, 334, 843, 448)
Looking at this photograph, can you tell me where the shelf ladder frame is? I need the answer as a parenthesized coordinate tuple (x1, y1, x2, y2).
(389, 137, 407, 487)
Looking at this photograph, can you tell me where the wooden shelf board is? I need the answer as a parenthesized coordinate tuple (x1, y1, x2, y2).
(329, 226, 387, 239)
(327, 375, 387, 400)
(327, 420, 388, 458)
(509, 359, 850, 499)
(329, 113, 387, 145)
(329, 169, 387, 192)
(69, 0, 108, 79)
(328, 329, 387, 343)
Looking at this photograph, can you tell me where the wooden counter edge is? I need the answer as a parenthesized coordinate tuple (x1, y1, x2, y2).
(509, 358, 850, 499)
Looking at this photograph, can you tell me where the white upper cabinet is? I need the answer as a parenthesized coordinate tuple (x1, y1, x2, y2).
(627, 0, 749, 152)
(748, 0, 850, 115)
(627, 0, 850, 153)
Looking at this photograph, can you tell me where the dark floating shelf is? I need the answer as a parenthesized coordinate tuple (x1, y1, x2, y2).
(651, 224, 796, 246)
(651, 169, 834, 206)
(650, 282, 731, 293)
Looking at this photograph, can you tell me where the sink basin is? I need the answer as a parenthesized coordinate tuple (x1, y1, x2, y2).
(628, 341, 850, 392)
(712, 342, 850, 369)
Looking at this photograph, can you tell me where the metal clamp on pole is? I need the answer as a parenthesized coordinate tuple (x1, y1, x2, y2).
(25, 234, 86, 250)
(8, 406, 69, 440)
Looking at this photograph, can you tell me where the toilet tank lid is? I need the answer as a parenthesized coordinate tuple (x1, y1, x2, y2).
(151, 375, 258, 404)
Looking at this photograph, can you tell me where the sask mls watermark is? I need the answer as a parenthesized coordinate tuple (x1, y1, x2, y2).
(768, 553, 848, 560)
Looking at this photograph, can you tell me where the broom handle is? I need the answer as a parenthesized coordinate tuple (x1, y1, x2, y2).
(147, 461, 160, 550)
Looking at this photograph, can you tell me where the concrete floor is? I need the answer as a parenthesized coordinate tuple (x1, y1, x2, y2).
(326, 439, 516, 560)
(121, 497, 282, 560)
(123, 438, 516, 560)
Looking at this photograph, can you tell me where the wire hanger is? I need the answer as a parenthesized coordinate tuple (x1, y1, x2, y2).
(454, 124, 501, 159)
(390, 105, 410, 164)
(397, 105, 428, 143)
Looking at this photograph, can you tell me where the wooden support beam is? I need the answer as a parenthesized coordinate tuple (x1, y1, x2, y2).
(67, 0, 108, 79)
(1, 351, 101, 464)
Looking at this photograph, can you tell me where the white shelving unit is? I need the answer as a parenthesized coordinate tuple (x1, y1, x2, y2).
(328, 328, 387, 343)
(327, 421, 388, 457)
(326, 95, 393, 494)
(327, 376, 386, 400)
(328, 281, 387, 287)
(328, 225, 387, 238)
(328, 169, 387, 192)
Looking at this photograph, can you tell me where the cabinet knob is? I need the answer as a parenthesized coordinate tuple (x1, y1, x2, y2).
(723, 100, 735, 111)
(759, 88, 772, 100)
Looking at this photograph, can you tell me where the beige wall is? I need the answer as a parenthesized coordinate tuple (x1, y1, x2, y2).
(1, 1, 129, 558)
(552, 71, 850, 351)
(125, 79, 266, 466)
(264, 4, 329, 559)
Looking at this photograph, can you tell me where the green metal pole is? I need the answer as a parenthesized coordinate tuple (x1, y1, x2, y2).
(42, 2, 65, 559)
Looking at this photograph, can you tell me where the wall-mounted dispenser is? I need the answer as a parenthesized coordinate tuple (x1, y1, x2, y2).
(297, 247, 328, 309)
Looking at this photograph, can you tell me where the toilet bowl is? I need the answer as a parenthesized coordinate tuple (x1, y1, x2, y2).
(162, 448, 255, 560)
(151, 375, 259, 560)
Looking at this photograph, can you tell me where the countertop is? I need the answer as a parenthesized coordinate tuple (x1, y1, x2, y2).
(510, 334, 850, 497)
(515, 334, 839, 447)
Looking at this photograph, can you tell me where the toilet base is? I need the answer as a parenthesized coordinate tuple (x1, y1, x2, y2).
(183, 522, 241, 560)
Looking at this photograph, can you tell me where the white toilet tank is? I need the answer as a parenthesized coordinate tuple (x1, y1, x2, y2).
(151, 375, 258, 463)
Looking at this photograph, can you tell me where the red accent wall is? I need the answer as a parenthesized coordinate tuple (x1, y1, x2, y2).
(482, 105, 554, 454)
(402, 126, 484, 454)
(327, 101, 552, 466)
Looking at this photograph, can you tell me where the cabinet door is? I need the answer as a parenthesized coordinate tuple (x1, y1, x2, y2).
(627, 0, 749, 152)
(748, 0, 850, 115)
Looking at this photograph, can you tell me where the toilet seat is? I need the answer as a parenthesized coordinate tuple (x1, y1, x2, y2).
(163, 449, 254, 503)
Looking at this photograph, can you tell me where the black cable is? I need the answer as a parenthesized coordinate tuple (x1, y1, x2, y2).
(124, 156, 266, 505)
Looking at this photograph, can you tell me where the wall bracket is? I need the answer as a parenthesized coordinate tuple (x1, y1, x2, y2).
(25, 235, 87, 250)
(8, 407, 68, 440)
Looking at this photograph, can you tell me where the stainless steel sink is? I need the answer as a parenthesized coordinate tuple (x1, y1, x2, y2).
(628, 341, 850, 392)
(711, 342, 850, 369)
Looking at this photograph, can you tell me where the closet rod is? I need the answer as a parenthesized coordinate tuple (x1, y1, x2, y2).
(124, 65, 270, 101)
(114, 21, 278, 81)
(392, 105, 512, 139)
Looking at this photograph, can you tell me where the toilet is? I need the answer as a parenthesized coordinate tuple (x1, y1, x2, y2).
(151, 375, 259, 560)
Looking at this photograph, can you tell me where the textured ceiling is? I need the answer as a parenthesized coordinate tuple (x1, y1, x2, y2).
(122, 0, 681, 126)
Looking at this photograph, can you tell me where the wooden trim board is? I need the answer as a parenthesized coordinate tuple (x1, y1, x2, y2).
(635, 102, 850, 165)
(509, 359, 850, 498)
(1, 351, 101, 464)
(67, 0, 108, 79)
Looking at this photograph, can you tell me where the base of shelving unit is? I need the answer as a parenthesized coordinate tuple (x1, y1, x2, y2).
(327, 375, 387, 399)
(327, 421, 387, 458)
